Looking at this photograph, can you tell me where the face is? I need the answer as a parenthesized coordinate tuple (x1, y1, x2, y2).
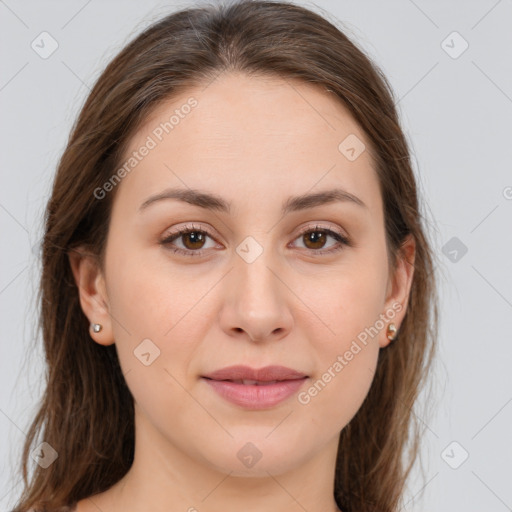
(73, 72, 414, 479)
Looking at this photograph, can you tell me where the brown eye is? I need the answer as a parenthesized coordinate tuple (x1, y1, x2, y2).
(291, 226, 350, 255)
(302, 230, 328, 250)
(161, 225, 218, 256)
(180, 231, 207, 250)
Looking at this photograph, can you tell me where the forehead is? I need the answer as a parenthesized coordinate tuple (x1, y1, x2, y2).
(116, 72, 381, 218)
(137, 72, 365, 149)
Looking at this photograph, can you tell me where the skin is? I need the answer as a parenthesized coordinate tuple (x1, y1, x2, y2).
(70, 72, 415, 512)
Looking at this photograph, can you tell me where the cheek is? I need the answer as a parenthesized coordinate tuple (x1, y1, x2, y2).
(104, 256, 205, 424)
(104, 248, 216, 386)
(306, 258, 388, 348)
(105, 245, 208, 338)
(300, 334, 380, 430)
(298, 251, 387, 422)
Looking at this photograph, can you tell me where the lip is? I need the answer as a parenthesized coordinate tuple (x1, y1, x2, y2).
(201, 365, 308, 410)
(202, 365, 307, 382)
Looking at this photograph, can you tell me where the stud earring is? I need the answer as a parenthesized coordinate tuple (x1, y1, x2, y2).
(386, 322, 398, 341)
(91, 323, 103, 333)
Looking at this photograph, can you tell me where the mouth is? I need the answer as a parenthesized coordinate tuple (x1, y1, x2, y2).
(200, 367, 309, 409)
(201, 364, 308, 383)
(202, 377, 307, 385)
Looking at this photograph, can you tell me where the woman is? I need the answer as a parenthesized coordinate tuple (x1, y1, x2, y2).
(13, 1, 438, 511)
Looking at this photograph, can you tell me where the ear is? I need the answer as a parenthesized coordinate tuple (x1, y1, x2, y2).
(68, 247, 115, 346)
(380, 234, 416, 348)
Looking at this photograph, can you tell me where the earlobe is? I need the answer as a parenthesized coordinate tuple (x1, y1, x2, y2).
(68, 248, 115, 346)
(380, 235, 416, 348)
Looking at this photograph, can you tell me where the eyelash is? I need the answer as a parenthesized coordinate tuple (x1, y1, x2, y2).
(160, 223, 351, 257)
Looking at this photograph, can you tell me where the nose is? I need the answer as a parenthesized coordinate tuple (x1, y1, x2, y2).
(218, 248, 294, 343)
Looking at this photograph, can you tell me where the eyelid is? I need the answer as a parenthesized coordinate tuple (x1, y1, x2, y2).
(162, 222, 216, 239)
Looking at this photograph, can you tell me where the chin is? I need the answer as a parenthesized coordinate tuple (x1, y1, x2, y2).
(199, 436, 310, 477)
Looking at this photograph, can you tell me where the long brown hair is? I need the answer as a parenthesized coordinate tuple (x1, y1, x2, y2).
(13, 1, 439, 510)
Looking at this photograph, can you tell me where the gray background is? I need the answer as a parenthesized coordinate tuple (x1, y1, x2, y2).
(1, 0, 511, 510)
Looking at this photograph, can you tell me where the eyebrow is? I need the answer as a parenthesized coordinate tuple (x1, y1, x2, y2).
(138, 187, 367, 214)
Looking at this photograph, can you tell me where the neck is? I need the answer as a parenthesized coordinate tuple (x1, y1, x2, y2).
(91, 406, 342, 512)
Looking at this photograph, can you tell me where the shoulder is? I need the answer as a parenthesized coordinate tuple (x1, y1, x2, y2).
(26, 505, 76, 512)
